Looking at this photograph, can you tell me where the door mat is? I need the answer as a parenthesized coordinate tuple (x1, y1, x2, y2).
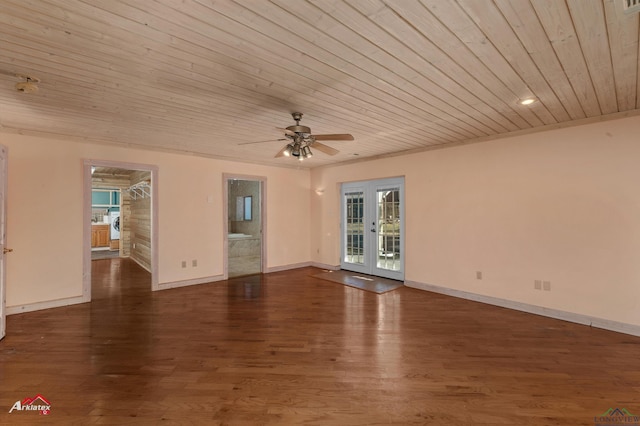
(311, 270, 404, 294)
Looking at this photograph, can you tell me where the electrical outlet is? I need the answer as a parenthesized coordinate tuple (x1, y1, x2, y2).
(534, 280, 542, 290)
(476, 271, 482, 280)
(543, 281, 551, 291)
(181, 260, 187, 268)
(192, 259, 197, 267)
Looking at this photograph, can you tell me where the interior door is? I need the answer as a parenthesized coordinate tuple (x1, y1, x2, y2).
(0, 145, 7, 340)
(341, 177, 404, 281)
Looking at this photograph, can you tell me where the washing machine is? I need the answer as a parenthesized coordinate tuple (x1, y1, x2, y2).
(109, 211, 120, 240)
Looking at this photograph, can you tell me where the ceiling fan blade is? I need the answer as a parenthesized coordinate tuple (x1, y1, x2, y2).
(313, 134, 354, 141)
(274, 145, 289, 158)
(312, 142, 339, 156)
(238, 138, 287, 146)
(276, 127, 297, 137)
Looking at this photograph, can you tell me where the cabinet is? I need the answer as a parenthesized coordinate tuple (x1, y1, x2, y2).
(91, 225, 110, 248)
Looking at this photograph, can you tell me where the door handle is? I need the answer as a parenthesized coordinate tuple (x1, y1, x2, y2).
(3, 248, 13, 254)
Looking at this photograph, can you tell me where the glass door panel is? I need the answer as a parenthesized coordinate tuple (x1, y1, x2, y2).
(376, 187, 401, 272)
(344, 191, 365, 266)
(341, 187, 369, 275)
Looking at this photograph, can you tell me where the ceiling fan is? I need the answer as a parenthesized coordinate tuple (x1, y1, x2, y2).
(241, 112, 354, 160)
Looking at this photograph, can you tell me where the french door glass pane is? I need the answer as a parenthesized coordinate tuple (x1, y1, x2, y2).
(344, 191, 364, 265)
(376, 188, 401, 271)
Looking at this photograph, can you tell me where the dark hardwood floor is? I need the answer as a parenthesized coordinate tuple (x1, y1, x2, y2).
(1, 258, 639, 425)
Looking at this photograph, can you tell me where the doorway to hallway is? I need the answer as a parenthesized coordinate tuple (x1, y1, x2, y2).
(83, 160, 158, 302)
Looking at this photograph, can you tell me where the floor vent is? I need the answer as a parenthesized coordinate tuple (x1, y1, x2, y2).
(623, 0, 640, 14)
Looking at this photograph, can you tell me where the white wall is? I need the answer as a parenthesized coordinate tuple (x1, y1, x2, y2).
(7, 114, 640, 332)
(311, 115, 640, 328)
(1, 133, 310, 310)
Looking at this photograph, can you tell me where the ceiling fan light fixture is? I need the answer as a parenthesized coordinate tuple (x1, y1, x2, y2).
(291, 142, 301, 157)
(302, 145, 313, 158)
(267, 112, 354, 161)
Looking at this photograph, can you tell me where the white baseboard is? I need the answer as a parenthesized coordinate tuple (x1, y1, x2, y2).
(405, 280, 640, 337)
(265, 261, 313, 273)
(309, 262, 340, 271)
(6, 295, 86, 315)
(158, 274, 225, 290)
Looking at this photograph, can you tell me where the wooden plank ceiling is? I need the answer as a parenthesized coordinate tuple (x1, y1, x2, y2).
(1, 0, 639, 168)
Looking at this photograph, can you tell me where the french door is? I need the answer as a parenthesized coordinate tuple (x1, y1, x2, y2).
(341, 177, 404, 281)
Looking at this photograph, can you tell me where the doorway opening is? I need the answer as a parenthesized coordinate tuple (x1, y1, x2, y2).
(224, 175, 265, 278)
(83, 160, 158, 302)
(341, 177, 405, 281)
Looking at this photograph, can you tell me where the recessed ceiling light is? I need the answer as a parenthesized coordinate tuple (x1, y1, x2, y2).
(519, 98, 536, 105)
